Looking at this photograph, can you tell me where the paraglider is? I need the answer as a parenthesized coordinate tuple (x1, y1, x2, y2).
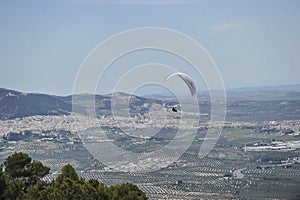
(172, 106, 178, 112)
(164, 72, 196, 96)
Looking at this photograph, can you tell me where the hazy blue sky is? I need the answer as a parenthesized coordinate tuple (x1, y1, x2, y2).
(0, 0, 299, 95)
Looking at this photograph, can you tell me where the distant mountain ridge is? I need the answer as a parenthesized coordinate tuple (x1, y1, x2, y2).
(1, 84, 299, 121)
(0, 88, 164, 120)
(0, 88, 72, 120)
(226, 84, 300, 100)
(232, 84, 300, 92)
(145, 84, 300, 100)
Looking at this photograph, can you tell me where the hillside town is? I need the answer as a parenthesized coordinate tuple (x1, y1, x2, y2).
(0, 113, 299, 140)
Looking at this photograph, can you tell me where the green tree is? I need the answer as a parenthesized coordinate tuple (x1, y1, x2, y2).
(0, 165, 7, 200)
(1, 179, 24, 200)
(1, 152, 50, 199)
(59, 164, 79, 181)
(110, 183, 148, 200)
(4, 152, 32, 178)
(94, 181, 111, 200)
(1, 152, 147, 200)
(49, 164, 87, 199)
(23, 180, 48, 200)
(4, 152, 49, 181)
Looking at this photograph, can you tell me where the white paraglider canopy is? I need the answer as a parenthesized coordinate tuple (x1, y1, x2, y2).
(165, 72, 196, 96)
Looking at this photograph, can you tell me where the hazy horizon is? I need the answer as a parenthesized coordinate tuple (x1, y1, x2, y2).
(1, 82, 300, 98)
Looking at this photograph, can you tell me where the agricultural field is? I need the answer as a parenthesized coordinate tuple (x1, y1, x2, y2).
(1, 124, 300, 199)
